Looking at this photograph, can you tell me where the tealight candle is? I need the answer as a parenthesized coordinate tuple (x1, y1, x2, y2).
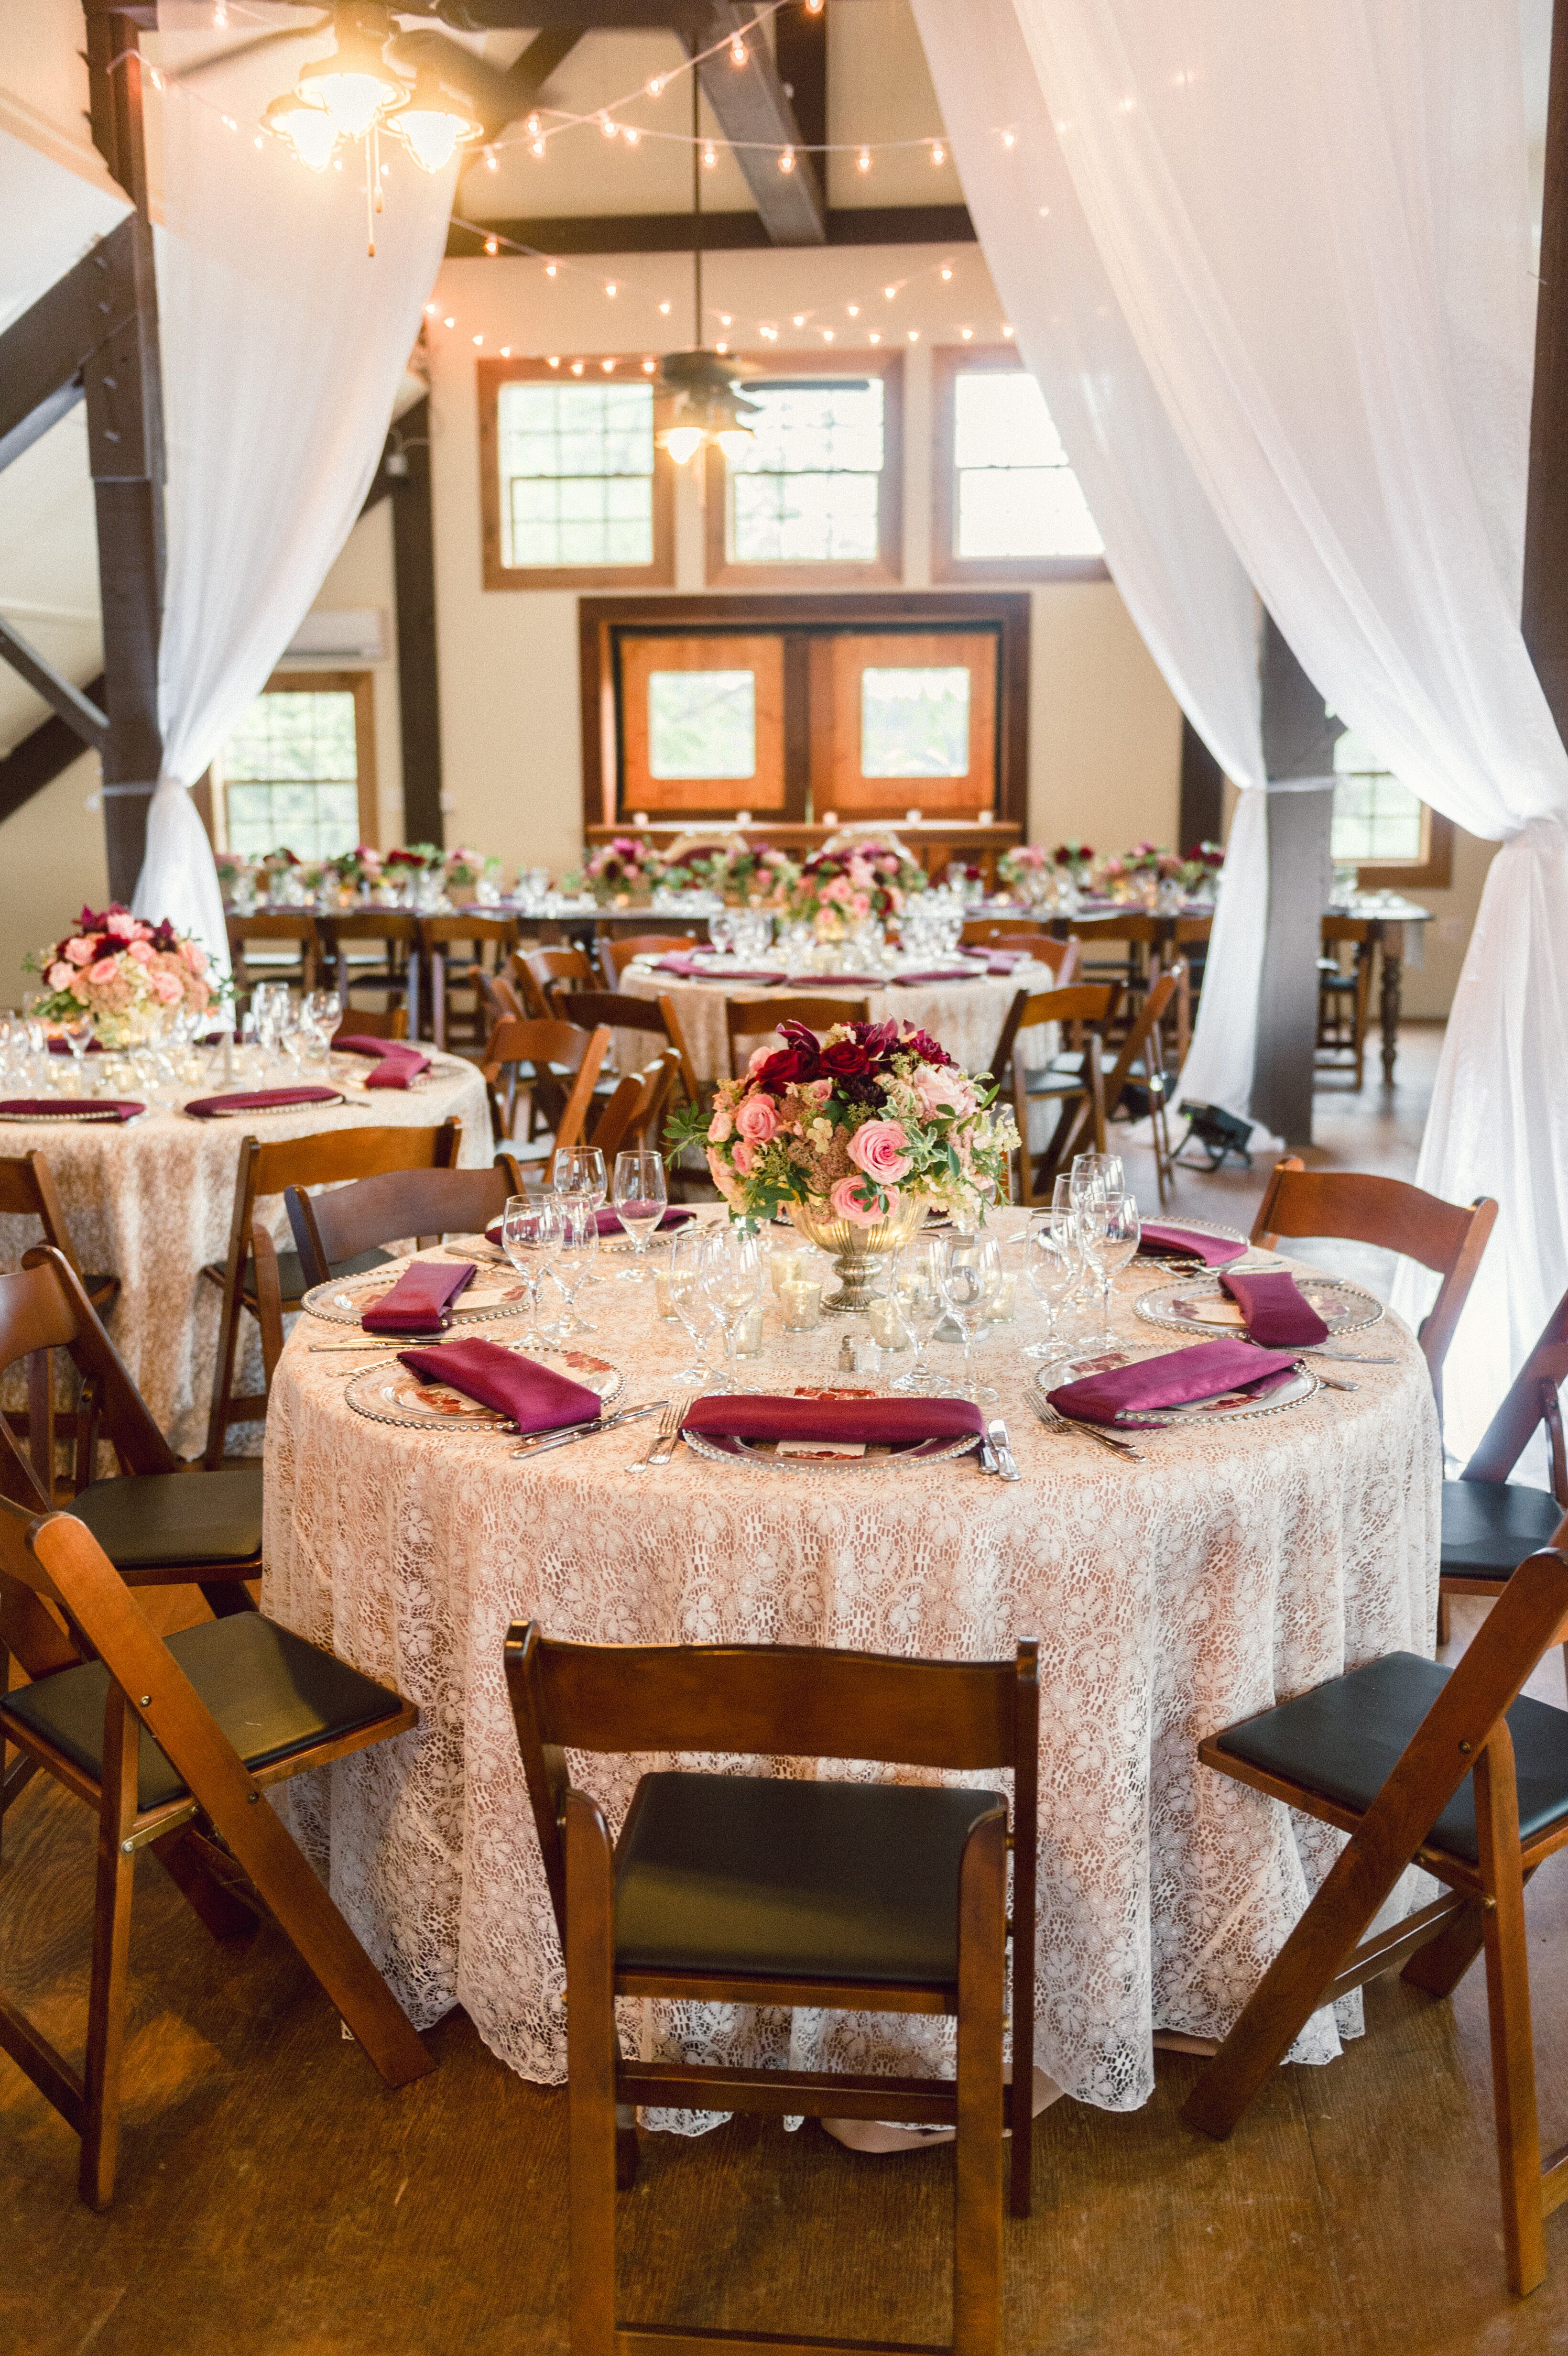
(736, 1303, 766, 1357)
(770, 1249, 804, 1295)
(867, 1297, 907, 1350)
(991, 1276, 1017, 1324)
(652, 1271, 678, 1321)
(781, 1280, 822, 1331)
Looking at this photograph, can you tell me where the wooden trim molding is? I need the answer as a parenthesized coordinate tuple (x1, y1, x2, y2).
(477, 354, 675, 593)
(1353, 809, 1455, 893)
(579, 590, 1030, 838)
(931, 344, 1109, 588)
(702, 351, 904, 591)
(260, 670, 379, 850)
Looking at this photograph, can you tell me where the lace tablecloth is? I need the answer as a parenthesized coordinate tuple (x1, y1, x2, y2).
(0, 1056, 490, 1455)
(262, 1211, 1442, 2116)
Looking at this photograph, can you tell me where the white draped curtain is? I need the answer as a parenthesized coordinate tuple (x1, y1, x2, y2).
(142, 11, 457, 986)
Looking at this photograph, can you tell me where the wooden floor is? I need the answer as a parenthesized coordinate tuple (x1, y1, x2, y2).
(7, 1022, 1568, 2356)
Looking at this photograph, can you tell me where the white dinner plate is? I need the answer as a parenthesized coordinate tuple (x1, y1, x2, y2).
(1133, 1273, 1384, 1337)
(344, 1344, 623, 1431)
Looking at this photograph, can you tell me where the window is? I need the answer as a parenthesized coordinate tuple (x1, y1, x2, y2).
(216, 672, 376, 861)
(617, 636, 786, 815)
(648, 670, 757, 780)
(933, 346, 1107, 584)
(479, 356, 674, 590)
(704, 351, 904, 588)
(860, 666, 971, 778)
(1328, 720, 1453, 887)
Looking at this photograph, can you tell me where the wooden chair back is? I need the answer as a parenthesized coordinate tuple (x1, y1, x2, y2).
(479, 1017, 610, 1156)
(330, 1006, 407, 1043)
(468, 964, 527, 1036)
(588, 1051, 680, 1160)
(1183, 1542, 1568, 2294)
(416, 916, 519, 1050)
(1461, 1283, 1568, 1498)
(1249, 1159, 1497, 1407)
(724, 995, 870, 1078)
(513, 946, 593, 1021)
(1061, 964, 1182, 1174)
(316, 911, 421, 1033)
(984, 981, 1114, 1094)
(557, 989, 701, 1105)
(0, 1151, 94, 1286)
(286, 1155, 527, 1291)
(598, 932, 702, 985)
(1317, 917, 1376, 1090)
(0, 1252, 178, 1523)
(0, 1485, 429, 2205)
(985, 983, 1114, 1208)
(225, 913, 319, 997)
(202, 1119, 463, 1467)
(963, 927, 1080, 983)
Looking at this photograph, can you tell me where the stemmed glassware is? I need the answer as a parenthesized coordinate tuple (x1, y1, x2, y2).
(889, 1237, 954, 1395)
(303, 990, 340, 1070)
(500, 1193, 563, 1350)
(551, 1146, 607, 1210)
(699, 1224, 766, 1387)
(1079, 1190, 1142, 1346)
(610, 1149, 667, 1278)
(936, 1232, 1003, 1404)
(666, 1225, 720, 1387)
(55, 1009, 95, 1093)
(1021, 1208, 1078, 1359)
(551, 1203, 600, 1335)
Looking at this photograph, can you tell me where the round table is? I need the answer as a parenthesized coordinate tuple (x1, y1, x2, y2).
(261, 1211, 1441, 2116)
(0, 1054, 490, 1456)
(618, 959, 1058, 1087)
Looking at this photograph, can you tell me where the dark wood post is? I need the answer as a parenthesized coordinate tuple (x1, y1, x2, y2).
(1177, 717, 1224, 851)
(388, 398, 445, 849)
(1248, 615, 1341, 1149)
(83, 4, 165, 903)
(1525, 0, 1568, 739)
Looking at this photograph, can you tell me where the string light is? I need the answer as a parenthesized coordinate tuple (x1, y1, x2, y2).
(778, 146, 795, 173)
(1002, 130, 1016, 149)
(530, 137, 545, 158)
(601, 358, 615, 372)
(659, 300, 672, 315)
(760, 324, 778, 339)
(526, 114, 540, 138)
(821, 327, 835, 341)
(858, 147, 871, 173)
(484, 236, 498, 254)
(793, 313, 806, 326)
(642, 358, 656, 372)
(960, 326, 973, 340)
(545, 263, 557, 277)
(622, 126, 640, 146)
(906, 327, 919, 341)
(600, 111, 618, 138)
(806, 0, 824, 12)
(730, 34, 747, 65)
(847, 304, 860, 317)
(1002, 322, 1014, 338)
(883, 285, 896, 300)
(570, 360, 584, 375)
(648, 76, 665, 98)
(868, 330, 881, 345)
(443, 315, 455, 328)
(500, 344, 511, 356)
(472, 332, 483, 346)
(715, 339, 728, 354)
(546, 355, 560, 367)
(605, 282, 618, 298)
(484, 145, 497, 171)
(719, 312, 732, 326)
(703, 142, 717, 167)
(931, 141, 946, 166)
(940, 265, 953, 281)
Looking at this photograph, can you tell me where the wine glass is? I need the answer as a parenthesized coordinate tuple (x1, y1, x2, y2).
(55, 1009, 95, 1094)
(551, 1202, 600, 1335)
(610, 1149, 667, 1279)
(699, 1225, 766, 1385)
(666, 1224, 720, 1387)
(500, 1193, 563, 1350)
(1080, 1190, 1142, 1346)
(936, 1232, 1003, 1404)
(550, 1146, 607, 1210)
(279, 1000, 312, 1082)
(303, 989, 341, 1066)
(1069, 1151, 1123, 1210)
(889, 1236, 954, 1395)
(1021, 1209, 1078, 1360)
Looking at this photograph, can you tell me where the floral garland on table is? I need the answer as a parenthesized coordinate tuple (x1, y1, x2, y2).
(1053, 840, 1096, 884)
(784, 845, 926, 939)
(670, 1018, 1019, 1227)
(660, 841, 800, 904)
(562, 835, 666, 905)
(996, 843, 1049, 892)
(444, 843, 503, 892)
(26, 905, 219, 1048)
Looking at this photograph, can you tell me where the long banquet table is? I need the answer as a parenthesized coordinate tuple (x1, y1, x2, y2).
(262, 1208, 1441, 2117)
(0, 1054, 489, 1456)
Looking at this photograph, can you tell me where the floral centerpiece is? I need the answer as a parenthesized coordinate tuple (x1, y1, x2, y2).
(26, 905, 219, 1048)
(564, 835, 665, 907)
(1180, 840, 1225, 894)
(997, 842, 1049, 897)
(669, 1017, 1019, 1310)
(444, 843, 503, 894)
(784, 844, 926, 941)
(661, 841, 800, 904)
(1053, 840, 1095, 885)
(326, 845, 382, 889)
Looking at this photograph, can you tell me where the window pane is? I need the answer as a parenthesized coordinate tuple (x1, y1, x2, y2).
(219, 689, 363, 862)
(498, 377, 654, 568)
(224, 689, 357, 783)
(726, 378, 883, 566)
(730, 381, 884, 475)
(958, 466, 1104, 559)
(648, 670, 757, 779)
(954, 373, 1066, 469)
(1330, 728, 1426, 863)
(860, 666, 971, 778)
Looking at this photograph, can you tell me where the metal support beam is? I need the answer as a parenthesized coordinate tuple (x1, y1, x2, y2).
(0, 621, 109, 751)
(690, 3, 826, 244)
(1525, 0, 1568, 740)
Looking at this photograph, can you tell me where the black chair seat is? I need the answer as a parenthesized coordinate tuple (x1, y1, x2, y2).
(3, 1611, 404, 1813)
(201, 1243, 392, 1311)
(1441, 1479, 1563, 1579)
(71, 1466, 263, 1570)
(1214, 1651, 1568, 1866)
(613, 1771, 1004, 1986)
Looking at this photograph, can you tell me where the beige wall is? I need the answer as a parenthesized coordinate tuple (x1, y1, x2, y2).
(286, 495, 407, 851)
(0, 748, 110, 1008)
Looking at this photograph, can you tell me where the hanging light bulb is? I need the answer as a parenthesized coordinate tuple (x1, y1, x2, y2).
(730, 33, 747, 65)
(392, 61, 482, 173)
(703, 142, 717, 168)
(525, 113, 541, 138)
(263, 90, 339, 172)
(857, 146, 871, 173)
(778, 146, 795, 173)
(297, 7, 407, 141)
(647, 76, 665, 98)
(931, 141, 946, 166)
(663, 426, 705, 466)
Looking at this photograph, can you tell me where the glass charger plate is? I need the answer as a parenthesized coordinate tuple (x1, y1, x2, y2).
(184, 1091, 345, 1119)
(302, 1255, 534, 1327)
(1133, 1273, 1383, 1336)
(344, 1344, 623, 1431)
(680, 1386, 981, 1475)
(0, 1106, 149, 1124)
(1031, 1347, 1318, 1428)
(1134, 1215, 1249, 1266)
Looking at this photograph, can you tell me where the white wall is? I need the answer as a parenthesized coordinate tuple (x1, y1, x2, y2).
(289, 496, 406, 851)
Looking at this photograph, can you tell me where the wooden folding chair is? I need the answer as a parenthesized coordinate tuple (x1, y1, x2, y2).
(724, 995, 870, 1080)
(552, 988, 701, 1109)
(962, 928, 1080, 985)
(479, 1017, 610, 1158)
(1062, 966, 1182, 1204)
(985, 983, 1113, 1207)
(200, 1119, 463, 1468)
(1250, 1161, 1497, 1415)
(1317, 916, 1375, 1090)
(0, 1150, 119, 1334)
(418, 915, 519, 1051)
(513, 946, 594, 1022)
(1182, 1542, 1568, 2295)
(317, 911, 421, 1037)
(330, 1005, 407, 1044)
(0, 1480, 431, 2209)
(504, 1625, 1040, 2356)
(285, 1153, 527, 1291)
(225, 912, 319, 998)
(596, 931, 702, 986)
(588, 1052, 680, 1162)
(1438, 1284, 1568, 1652)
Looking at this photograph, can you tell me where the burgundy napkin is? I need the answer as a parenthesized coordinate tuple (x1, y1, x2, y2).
(361, 1260, 475, 1334)
(184, 1087, 340, 1119)
(708, 965, 789, 985)
(893, 967, 982, 986)
(961, 949, 1029, 973)
(397, 1337, 601, 1432)
(46, 1036, 104, 1054)
(782, 972, 884, 989)
(1048, 1339, 1298, 1429)
(683, 1395, 986, 1447)
(1219, 1269, 1331, 1345)
(0, 1097, 143, 1122)
(1137, 1222, 1246, 1269)
(334, 1036, 431, 1089)
(654, 952, 704, 976)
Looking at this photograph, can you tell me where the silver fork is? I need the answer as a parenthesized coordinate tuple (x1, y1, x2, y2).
(1031, 1395, 1146, 1462)
(628, 1395, 686, 1472)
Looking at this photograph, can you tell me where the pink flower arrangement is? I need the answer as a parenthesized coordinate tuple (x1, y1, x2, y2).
(26, 904, 218, 1047)
(669, 1016, 1017, 1226)
(784, 844, 927, 940)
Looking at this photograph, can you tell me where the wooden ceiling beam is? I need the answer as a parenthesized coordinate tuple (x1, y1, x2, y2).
(688, 3, 825, 244)
(392, 24, 585, 142)
(0, 677, 106, 827)
(0, 218, 138, 475)
(446, 203, 974, 258)
(0, 621, 109, 753)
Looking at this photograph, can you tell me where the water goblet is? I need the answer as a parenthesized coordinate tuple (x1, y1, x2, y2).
(666, 1225, 721, 1387)
(936, 1232, 1003, 1404)
(1080, 1190, 1142, 1346)
(500, 1193, 563, 1349)
(56, 1010, 95, 1093)
(610, 1149, 667, 1279)
(1021, 1210, 1078, 1359)
(550, 1147, 607, 1210)
(551, 1202, 600, 1335)
(1069, 1151, 1123, 1209)
(699, 1225, 766, 1386)
(889, 1237, 954, 1395)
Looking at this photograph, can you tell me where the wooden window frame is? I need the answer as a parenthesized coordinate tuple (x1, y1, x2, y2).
(703, 350, 904, 590)
(1343, 804, 1455, 892)
(580, 590, 1029, 834)
(217, 669, 378, 852)
(478, 354, 675, 593)
(932, 344, 1109, 587)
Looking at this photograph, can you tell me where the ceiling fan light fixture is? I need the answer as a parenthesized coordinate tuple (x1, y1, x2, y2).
(262, 89, 339, 172)
(392, 61, 482, 173)
(297, 6, 408, 141)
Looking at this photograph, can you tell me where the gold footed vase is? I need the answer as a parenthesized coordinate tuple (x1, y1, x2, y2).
(786, 1196, 928, 1315)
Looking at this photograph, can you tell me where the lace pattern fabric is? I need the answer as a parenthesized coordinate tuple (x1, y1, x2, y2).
(263, 1214, 1441, 2120)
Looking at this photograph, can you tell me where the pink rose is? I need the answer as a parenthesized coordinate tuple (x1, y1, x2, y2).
(150, 969, 182, 1004)
(185, 944, 207, 974)
(88, 957, 120, 986)
(104, 911, 137, 940)
(47, 961, 73, 991)
(846, 1118, 912, 1184)
(707, 1106, 733, 1144)
(706, 1148, 745, 1211)
(829, 1173, 885, 1226)
(734, 1094, 778, 1146)
(914, 1066, 977, 1120)
(126, 939, 155, 965)
(64, 937, 95, 966)
(731, 1139, 755, 1176)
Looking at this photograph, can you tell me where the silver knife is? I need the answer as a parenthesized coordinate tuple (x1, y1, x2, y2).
(986, 1417, 1021, 1481)
(510, 1399, 665, 1459)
